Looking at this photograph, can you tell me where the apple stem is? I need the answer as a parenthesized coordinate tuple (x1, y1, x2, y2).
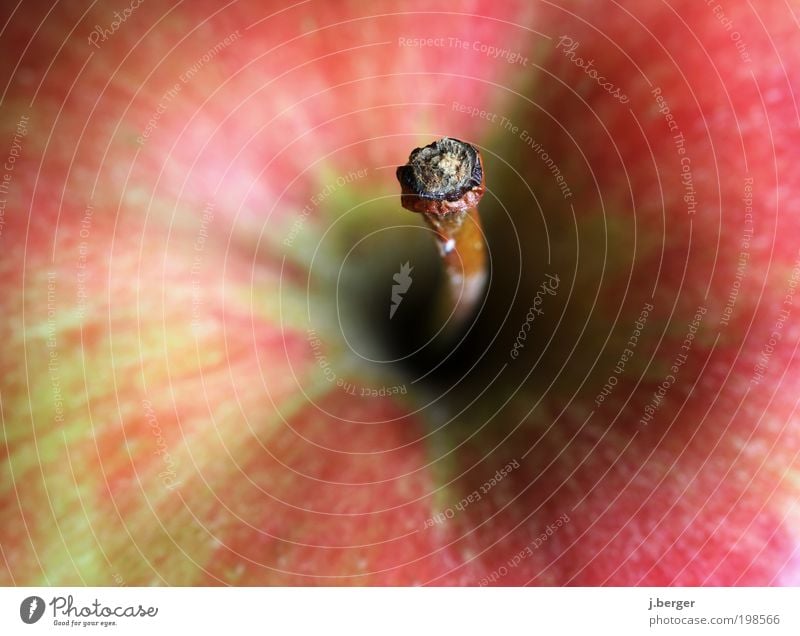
(396, 137, 487, 336)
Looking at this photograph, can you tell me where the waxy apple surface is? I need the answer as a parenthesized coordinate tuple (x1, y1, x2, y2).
(1, 0, 799, 585)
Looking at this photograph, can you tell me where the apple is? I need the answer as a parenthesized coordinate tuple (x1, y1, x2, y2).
(2, 0, 799, 585)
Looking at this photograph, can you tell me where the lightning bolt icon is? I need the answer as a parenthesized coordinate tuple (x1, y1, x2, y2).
(28, 598, 38, 619)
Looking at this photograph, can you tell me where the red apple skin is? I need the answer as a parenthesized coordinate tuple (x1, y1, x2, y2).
(1, 0, 799, 586)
